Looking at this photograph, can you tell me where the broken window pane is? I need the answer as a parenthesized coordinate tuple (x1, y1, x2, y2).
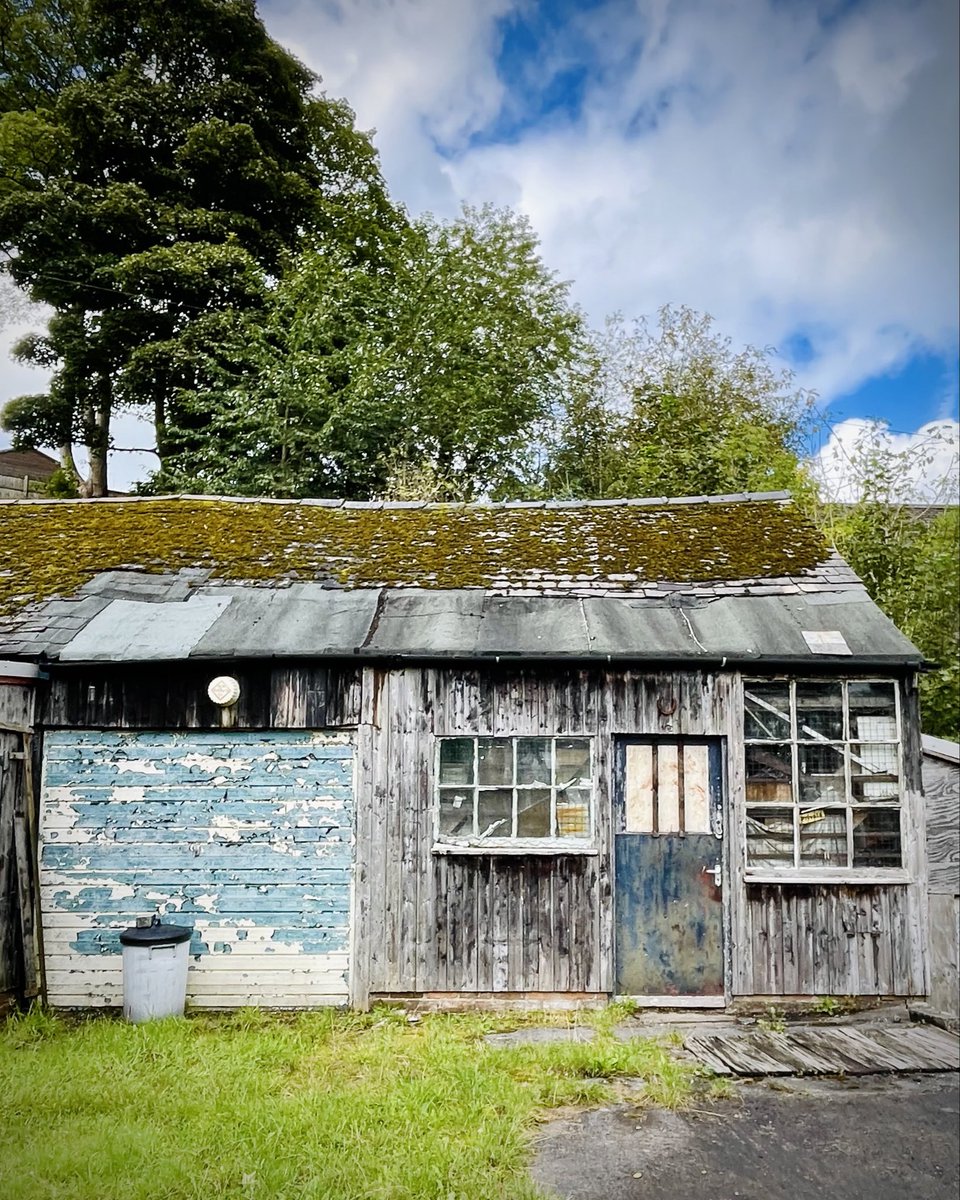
(744, 683, 791, 740)
(746, 808, 794, 868)
(516, 738, 551, 786)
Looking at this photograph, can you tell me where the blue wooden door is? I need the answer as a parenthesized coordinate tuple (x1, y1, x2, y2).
(614, 738, 724, 998)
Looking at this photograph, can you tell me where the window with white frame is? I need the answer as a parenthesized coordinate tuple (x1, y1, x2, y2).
(743, 680, 903, 873)
(436, 736, 594, 844)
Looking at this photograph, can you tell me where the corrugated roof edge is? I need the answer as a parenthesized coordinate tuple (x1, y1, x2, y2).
(0, 490, 795, 511)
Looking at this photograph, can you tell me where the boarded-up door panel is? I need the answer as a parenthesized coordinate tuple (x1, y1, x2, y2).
(39, 730, 353, 1008)
(615, 738, 724, 997)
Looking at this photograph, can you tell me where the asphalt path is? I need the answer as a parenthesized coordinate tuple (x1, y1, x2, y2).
(532, 1072, 960, 1200)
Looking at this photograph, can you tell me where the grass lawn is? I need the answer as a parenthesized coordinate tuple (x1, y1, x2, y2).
(0, 1003, 717, 1200)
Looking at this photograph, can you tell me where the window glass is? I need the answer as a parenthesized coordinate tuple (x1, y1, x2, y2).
(851, 744, 899, 801)
(478, 738, 512, 787)
(516, 738, 551, 786)
(476, 788, 512, 837)
(438, 787, 473, 836)
(799, 808, 847, 868)
(517, 789, 551, 837)
(439, 738, 473, 787)
(557, 788, 591, 838)
(849, 682, 897, 741)
(746, 808, 794, 868)
(796, 681, 843, 741)
(852, 809, 902, 868)
(743, 679, 903, 873)
(555, 738, 591, 787)
(436, 736, 593, 845)
(798, 743, 845, 806)
(745, 743, 793, 803)
(744, 683, 791, 740)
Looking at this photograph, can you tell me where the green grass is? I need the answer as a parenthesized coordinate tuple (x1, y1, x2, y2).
(0, 1005, 705, 1200)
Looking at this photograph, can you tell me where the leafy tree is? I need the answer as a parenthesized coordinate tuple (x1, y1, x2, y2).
(544, 306, 816, 500)
(816, 424, 960, 739)
(152, 204, 584, 501)
(0, 0, 397, 494)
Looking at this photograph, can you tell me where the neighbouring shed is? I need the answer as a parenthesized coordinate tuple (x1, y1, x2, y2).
(0, 491, 933, 1010)
(922, 735, 959, 1020)
(0, 448, 59, 500)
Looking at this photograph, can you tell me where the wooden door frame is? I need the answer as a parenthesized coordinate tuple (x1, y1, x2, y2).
(611, 734, 731, 1008)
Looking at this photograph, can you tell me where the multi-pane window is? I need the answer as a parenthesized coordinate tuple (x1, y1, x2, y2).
(744, 680, 903, 873)
(436, 737, 594, 844)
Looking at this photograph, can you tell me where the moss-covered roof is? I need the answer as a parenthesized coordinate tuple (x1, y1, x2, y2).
(0, 493, 829, 617)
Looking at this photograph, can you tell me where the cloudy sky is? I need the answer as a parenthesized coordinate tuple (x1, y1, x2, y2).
(2, 0, 958, 498)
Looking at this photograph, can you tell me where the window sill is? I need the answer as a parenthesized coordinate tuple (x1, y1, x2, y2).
(744, 869, 910, 885)
(432, 840, 598, 857)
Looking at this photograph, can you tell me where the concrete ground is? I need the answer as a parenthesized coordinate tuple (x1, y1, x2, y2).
(531, 1072, 960, 1200)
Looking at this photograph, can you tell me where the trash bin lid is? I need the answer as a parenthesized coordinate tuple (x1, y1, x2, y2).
(119, 919, 192, 947)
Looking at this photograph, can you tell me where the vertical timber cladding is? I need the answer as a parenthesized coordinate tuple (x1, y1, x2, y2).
(356, 665, 733, 999)
(39, 730, 355, 1008)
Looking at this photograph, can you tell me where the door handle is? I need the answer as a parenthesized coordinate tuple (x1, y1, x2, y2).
(702, 862, 722, 889)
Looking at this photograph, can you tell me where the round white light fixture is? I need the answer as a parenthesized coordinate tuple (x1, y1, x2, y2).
(207, 675, 241, 707)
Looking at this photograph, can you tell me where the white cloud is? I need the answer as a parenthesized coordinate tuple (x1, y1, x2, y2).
(811, 417, 960, 503)
(440, 0, 958, 406)
(266, 0, 515, 215)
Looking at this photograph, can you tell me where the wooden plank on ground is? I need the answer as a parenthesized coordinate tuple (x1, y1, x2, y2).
(681, 1036, 734, 1075)
(867, 1026, 960, 1072)
(830, 1027, 924, 1073)
(746, 1030, 846, 1076)
(684, 1033, 790, 1076)
(683, 1024, 960, 1078)
(793, 1028, 886, 1075)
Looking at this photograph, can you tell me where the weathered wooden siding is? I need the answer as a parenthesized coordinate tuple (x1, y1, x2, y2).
(43, 663, 363, 730)
(39, 730, 354, 1008)
(923, 747, 959, 1017)
(735, 884, 924, 995)
(0, 678, 40, 1011)
(354, 666, 733, 1003)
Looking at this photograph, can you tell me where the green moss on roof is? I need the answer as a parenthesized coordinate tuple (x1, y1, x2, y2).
(0, 496, 828, 616)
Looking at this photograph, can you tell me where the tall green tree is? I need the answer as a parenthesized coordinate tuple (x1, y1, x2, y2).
(816, 425, 960, 739)
(0, 0, 397, 494)
(153, 204, 584, 501)
(544, 306, 816, 500)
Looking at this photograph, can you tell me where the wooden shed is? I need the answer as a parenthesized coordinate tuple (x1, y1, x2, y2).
(0, 491, 931, 1011)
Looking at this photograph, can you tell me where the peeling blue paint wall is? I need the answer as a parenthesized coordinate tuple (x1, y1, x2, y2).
(40, 730, 354, 1007)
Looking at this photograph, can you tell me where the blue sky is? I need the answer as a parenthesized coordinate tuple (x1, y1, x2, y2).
(1, 0, 957, 496)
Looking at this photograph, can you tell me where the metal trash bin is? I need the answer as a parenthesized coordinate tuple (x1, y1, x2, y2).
(119, 916, 192, 1022)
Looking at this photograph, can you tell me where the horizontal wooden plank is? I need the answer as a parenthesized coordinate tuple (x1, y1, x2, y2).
(47, 991, 349, 1008)
(44, 953, 348, 973)
(47, 962, 347, 986)
(41, 844, 352, 870)
(43, 791, 352, 816)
